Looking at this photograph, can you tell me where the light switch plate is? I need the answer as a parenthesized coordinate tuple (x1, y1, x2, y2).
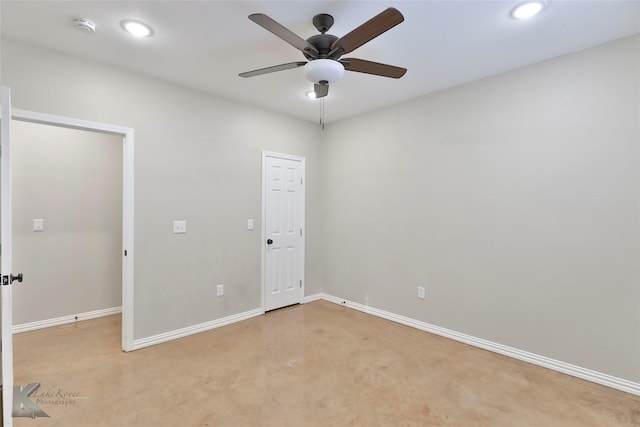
(247, 219, 254, 230)
(173, 220, 187, 234)
(33, 219, 44, 232)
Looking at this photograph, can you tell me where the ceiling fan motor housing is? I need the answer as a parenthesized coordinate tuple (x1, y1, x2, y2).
(304, 34, 339, 60)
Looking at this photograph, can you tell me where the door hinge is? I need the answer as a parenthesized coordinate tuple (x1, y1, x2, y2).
(300, 177, 303, 185)
(300, 280, 302, 288)
(124, 249, 127, 256)
(300, 229, 302, 237)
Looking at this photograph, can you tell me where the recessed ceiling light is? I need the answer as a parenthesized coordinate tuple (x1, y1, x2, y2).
(121, 20, 153, 37)
(306, 91, 317, 99)
(511, 1, 548, 20)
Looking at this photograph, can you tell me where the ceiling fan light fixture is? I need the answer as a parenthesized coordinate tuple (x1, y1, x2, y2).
(511, 1, 548, 20)
(304, 59, 344, 84)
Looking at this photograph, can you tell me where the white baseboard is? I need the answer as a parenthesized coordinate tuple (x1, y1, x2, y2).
(16, 295, 638, 396)
(303, 293, 323, 303)
(131, 295, 322, 351)
(13, 306, 122, 334)
(130, 308, 264, 351)
(316, 293, 640, 397)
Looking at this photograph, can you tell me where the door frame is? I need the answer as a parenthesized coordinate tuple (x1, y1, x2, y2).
(11, 108, 135, 352)
(1, 86, 15, 426)
(261, 151, 305, 311)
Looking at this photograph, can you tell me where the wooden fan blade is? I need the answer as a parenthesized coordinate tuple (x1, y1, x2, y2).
(340, 58, 407, 79)
(249, 14, 319, 58)
(314, 83, 329, 98)
(329, 8, 404, 57)
(239, 62, 307, 78)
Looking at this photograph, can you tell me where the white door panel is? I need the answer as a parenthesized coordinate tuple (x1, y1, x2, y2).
(263, 153, 304, 311)
(1, 86, 15, 426)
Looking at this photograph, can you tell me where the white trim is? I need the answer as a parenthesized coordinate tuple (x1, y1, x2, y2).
(261, 151, 306, 311)
(261, 152, 267, 312)
(12, 108, 131, 135)
(316, 293, 640, 397)
(130, 308, 264, 351)
(10, 108, 135, 352)
(303, 293, 323, 303)
(12, 307, 122, 334)
(1, 85, 15, 427)
(121, 130, 135, 351)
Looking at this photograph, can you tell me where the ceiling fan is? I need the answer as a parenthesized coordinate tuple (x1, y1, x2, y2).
(239, 8, 407, 99)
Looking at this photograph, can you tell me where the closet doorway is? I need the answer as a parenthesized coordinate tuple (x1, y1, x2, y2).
(10, 109, 134, 351)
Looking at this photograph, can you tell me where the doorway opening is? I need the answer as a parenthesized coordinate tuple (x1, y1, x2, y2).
(11, 121, 123, 335)
(11, 109, 134, 351)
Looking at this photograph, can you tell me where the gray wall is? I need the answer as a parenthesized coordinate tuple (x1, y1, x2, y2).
(2, 34, 639, 385)
(322, 35, 640, 382)
(1, 37, 324, 339)
(11, 121, 122, 324)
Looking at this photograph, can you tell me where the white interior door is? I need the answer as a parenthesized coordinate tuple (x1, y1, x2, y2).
(1, 86, 15, 426)
(263, 152, 305, 311)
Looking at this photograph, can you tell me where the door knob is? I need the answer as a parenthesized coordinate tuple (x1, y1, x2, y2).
(267, 239, 273, 245)
(11, 273, 23, 283)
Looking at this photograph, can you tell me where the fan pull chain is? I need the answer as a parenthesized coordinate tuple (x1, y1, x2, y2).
(321, 97, 325, 130)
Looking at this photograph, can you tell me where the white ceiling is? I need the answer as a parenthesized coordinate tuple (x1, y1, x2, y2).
(1, 1, 639, 124)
